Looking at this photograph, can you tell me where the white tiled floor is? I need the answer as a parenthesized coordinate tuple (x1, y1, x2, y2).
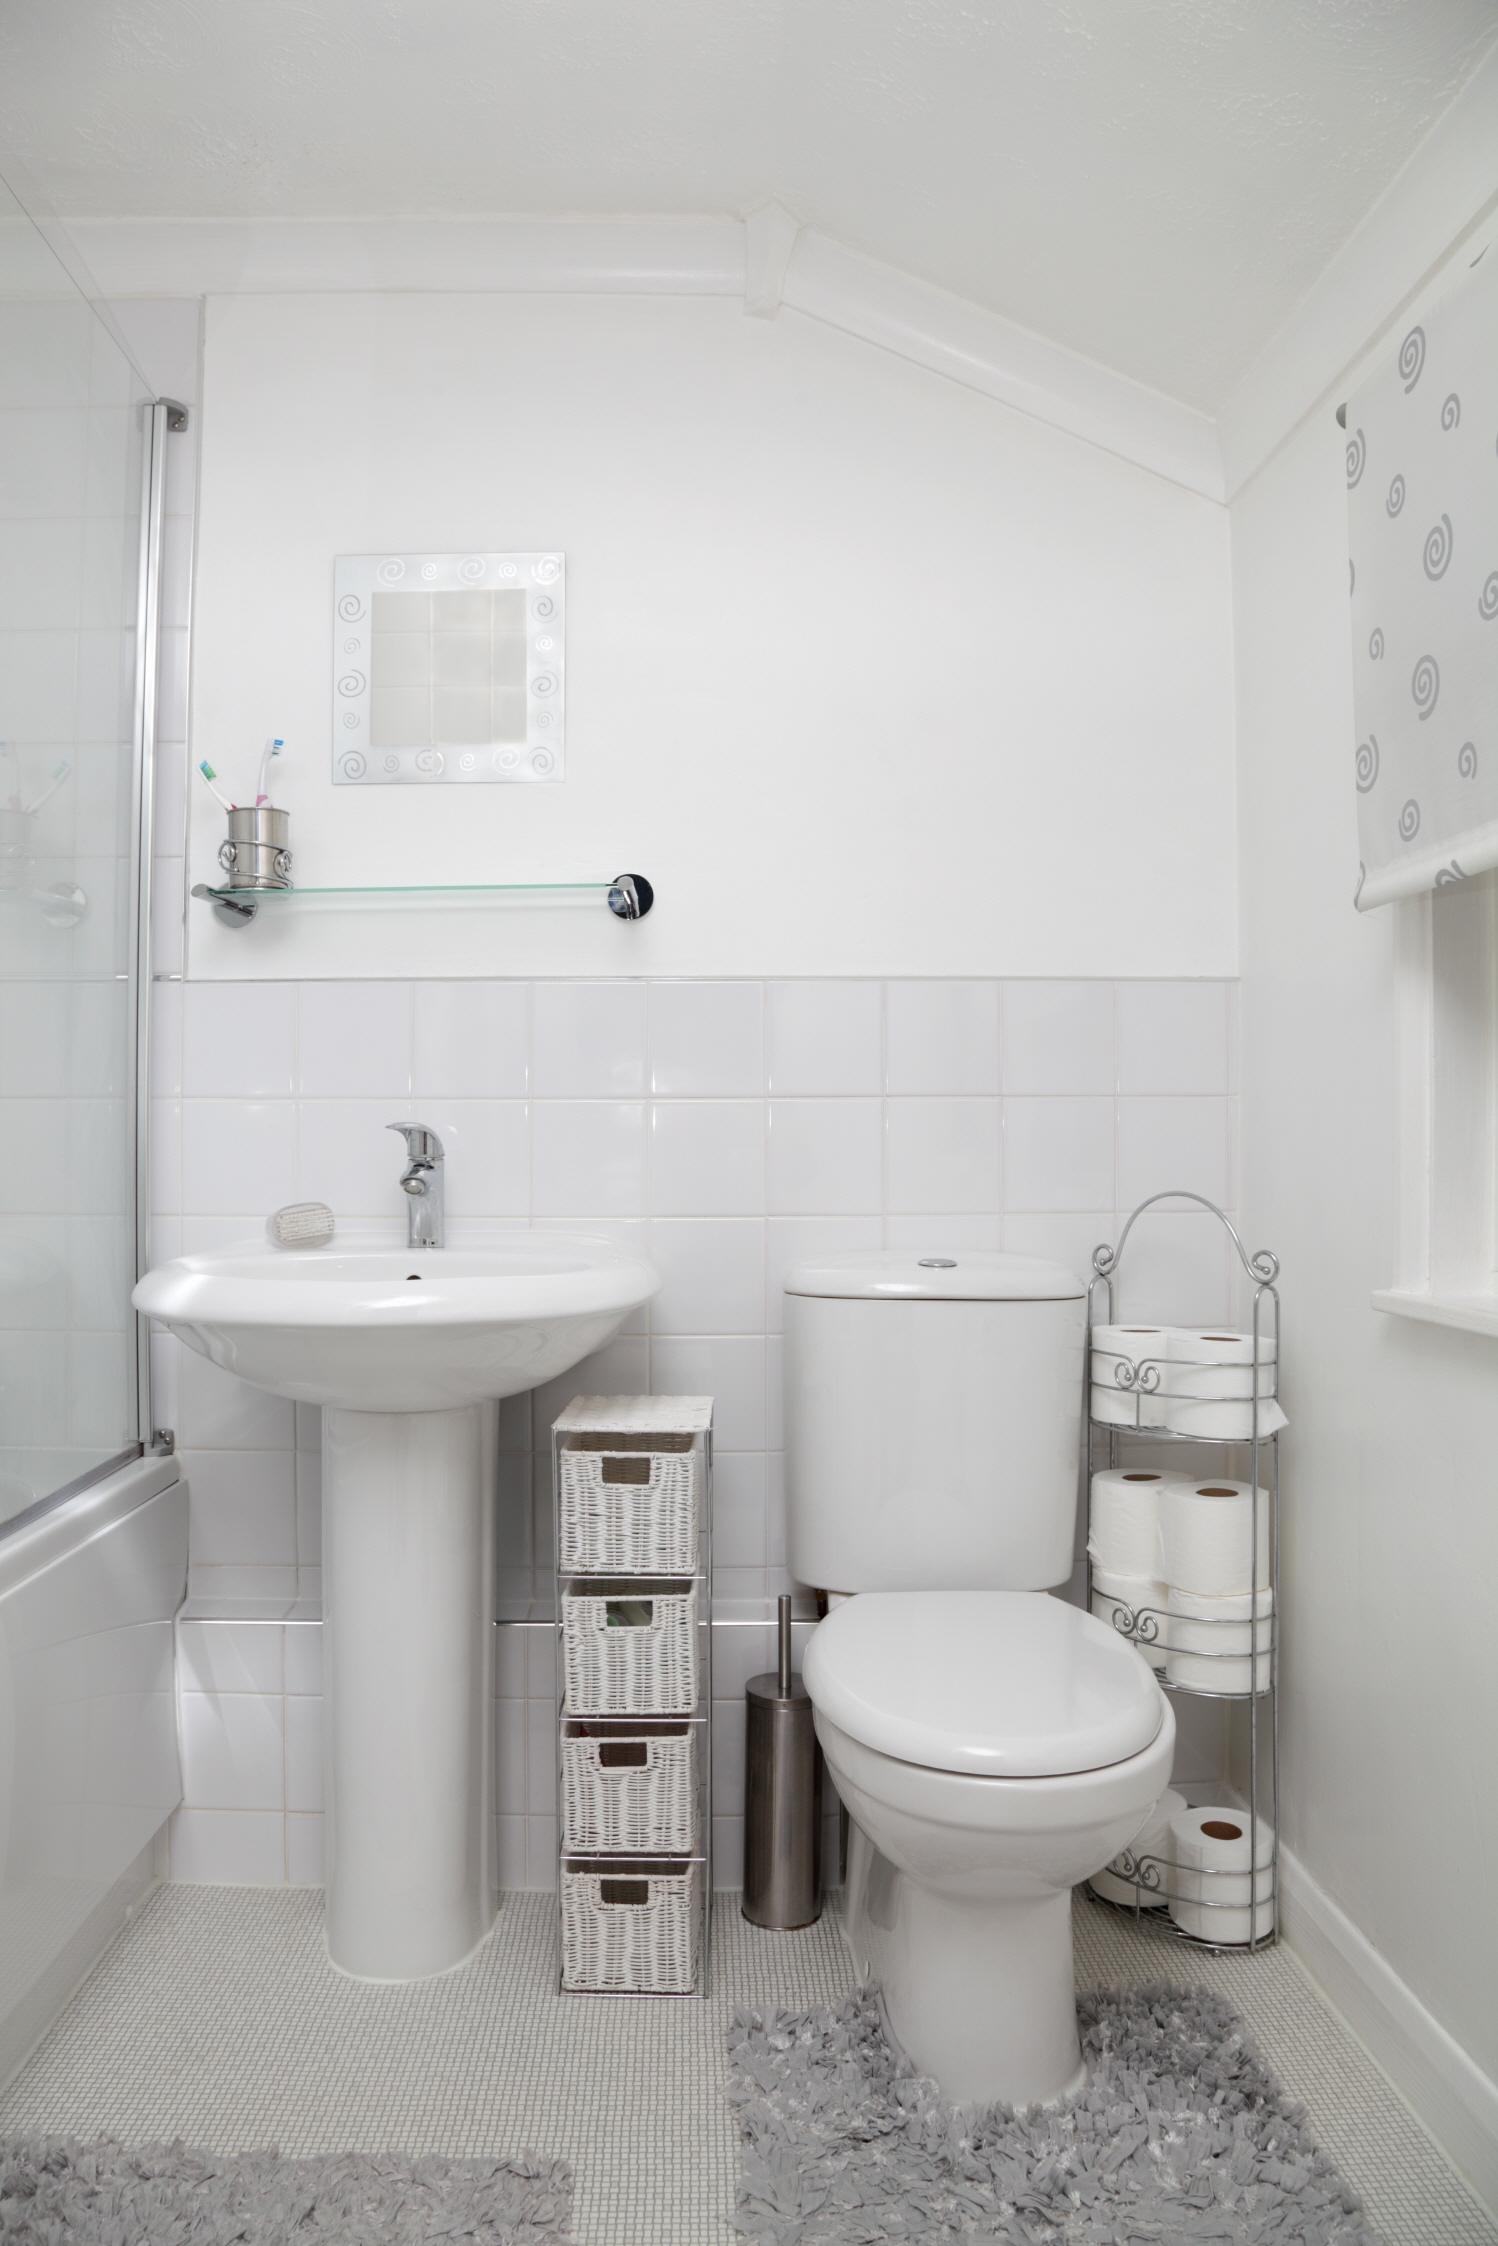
(1, 1884, 1490, 2246)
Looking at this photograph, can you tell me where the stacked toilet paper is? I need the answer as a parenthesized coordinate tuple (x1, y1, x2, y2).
(1088, 1786, 1186, 1908)
(1164, 1328, 1286, 1440)
(1089, 1325, 1171, 1427)
(1165, 1586, 1273, 1694)
(1166, 1805, 1276, 1944)
(1160, 1478, 1271, 1595)
(1087, 1468, 1169, 1671)
(1089, 1472, 1274, 1693)
(1090, 1325, 1285, 1440)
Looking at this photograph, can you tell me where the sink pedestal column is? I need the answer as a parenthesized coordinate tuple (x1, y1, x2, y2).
(322, 1402, 497, 1980)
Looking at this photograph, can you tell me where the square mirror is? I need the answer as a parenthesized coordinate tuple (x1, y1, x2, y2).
(333, 552, 564, 785)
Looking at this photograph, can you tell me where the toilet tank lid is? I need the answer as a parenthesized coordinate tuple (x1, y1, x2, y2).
(784, 1250, 1084, 1301)
(804, 1592, 1164, 1776)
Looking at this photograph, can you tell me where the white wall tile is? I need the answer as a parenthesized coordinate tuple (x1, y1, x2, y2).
(176, 1620, 284, 1696)
(187, 1563, 298, 1602)
(180, 1098, 295, 1216)
(179, 1691, 285, 1811)
(149, 978, 183, 1101)
(1110, 1209, 1233, 1329)
(525, 1698, 554, 1815)
(650, 1336, 766, 1450)
(647, 1218, 765, 1334)
(296, 982, 412, 1099)
(284, 1696, 323, 1813)
(185, 1449, 298, 1568)
(284, 1623, 322, 1695)
(414, 981, 528, 1097)
(182, 981, 295, 1098)
(495, 1625, 527, 1700)
(286, 1813, 325, 1886)
(1002, 1097, 1115, 1212)
(884, 1097, 1000, 1214)
(712, 1699, 747, 1817)
(296, 1097, 423, 1217)
(711, 1451, 767, 1569)
(149, 1096, 181, 1215)
(532, 1101, 646, 1215)
(885, 981, 1000, 1095)
(525, 1815, 557, 1890)
(766, 982, 882, 1095)
(1002, 1212, 1110, 1280)
(712, 1815, 744, 1890)
(1002, 981, 1114, 1094)
(1117, 982, 1231, 1095)
(496, 1815, 526, 1889)
(412, 1101, 529, 1216)
(649, 982, 764, 1096)
(767, 1100, 882, 1215)
(496, 1697, 528, 1823)
(531, 981, 646, 1097)
(169, 1808, 284, 1885)
(1116, 1097, 1231, 1211)
(649, 1102, 764, 1215)
(883, 1213, 1003, 1251)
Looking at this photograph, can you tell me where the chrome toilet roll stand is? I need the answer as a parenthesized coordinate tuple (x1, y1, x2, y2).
(1085, 1191, 1281, 1953)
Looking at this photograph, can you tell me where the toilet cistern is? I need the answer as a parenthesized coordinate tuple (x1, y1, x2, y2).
(389, 1122, 444, 1248)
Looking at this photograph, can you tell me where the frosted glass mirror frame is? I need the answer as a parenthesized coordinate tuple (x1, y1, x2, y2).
(332, 552, 565, 786)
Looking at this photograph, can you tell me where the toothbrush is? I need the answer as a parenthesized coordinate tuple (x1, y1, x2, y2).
(198, 760, 237, 813)
(23, 760, 69, 814)
(255, 737, 283, 806)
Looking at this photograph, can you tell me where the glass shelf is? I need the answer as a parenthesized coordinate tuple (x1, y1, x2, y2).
(192, 874, 652, 926)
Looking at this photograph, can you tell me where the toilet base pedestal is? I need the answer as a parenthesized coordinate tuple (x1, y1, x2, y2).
(843, 1821, 1084, 2107)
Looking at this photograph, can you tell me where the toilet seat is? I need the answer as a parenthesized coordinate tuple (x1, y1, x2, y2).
(805, 1589, 1163, 1778)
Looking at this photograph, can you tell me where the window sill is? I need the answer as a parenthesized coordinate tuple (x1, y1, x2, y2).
(1372, 1288, 1498, 1340)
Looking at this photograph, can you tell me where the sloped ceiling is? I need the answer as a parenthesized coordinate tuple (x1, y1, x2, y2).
(2, 0, 1495, 412)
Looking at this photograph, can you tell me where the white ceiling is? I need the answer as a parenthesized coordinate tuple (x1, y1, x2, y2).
(2, 0, 1495, 412)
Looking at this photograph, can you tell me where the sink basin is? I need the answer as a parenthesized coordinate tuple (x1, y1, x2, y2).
(134, 1229, 658, 1984)
(134, 1235, 658, 1412)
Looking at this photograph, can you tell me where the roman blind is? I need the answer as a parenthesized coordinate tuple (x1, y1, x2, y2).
(1346, 242, 1498, 910)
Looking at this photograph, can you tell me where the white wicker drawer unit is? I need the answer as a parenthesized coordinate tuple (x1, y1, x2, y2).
(561, 1860, 702, 1994)
(551, 1395, 714, 1997)
(562, 1722, 699, 1854)
(558, 1431, 700, 1574)
(561, 1581, 699, 1716)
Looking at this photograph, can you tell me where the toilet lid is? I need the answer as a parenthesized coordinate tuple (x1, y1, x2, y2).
(804, 1591, 1164, 1777)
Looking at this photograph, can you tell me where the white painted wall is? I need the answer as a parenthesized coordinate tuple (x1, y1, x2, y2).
(1232, 293, 1498, 2182)
(185, 290, 1236, 981)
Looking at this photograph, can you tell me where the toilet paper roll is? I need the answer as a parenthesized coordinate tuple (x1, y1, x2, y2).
(1167, 1805, 1276, 1944)
(1165, 1586, 1274, 1695)
(1087, 1467, 1176, 1578)
(1160, 1479, 1271, 1596)
(1090, 1568, 1170, 1672)
(1089, 1786, 1186, 1908)
(1163, 1328, 1283, 1439)
(1090, 1325, 1171, 1428)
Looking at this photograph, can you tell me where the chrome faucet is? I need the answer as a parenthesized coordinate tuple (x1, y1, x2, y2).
(388, 1123, 445, 1249)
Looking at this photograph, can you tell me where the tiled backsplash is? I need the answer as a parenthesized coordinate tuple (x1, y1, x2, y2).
(150, 974, 1238, 1885)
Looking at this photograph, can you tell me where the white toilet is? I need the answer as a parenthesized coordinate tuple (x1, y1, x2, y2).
(787, 1250, 1175, 2108)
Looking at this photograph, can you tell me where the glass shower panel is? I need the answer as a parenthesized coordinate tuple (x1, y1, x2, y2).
(0, 180, 149, 1522)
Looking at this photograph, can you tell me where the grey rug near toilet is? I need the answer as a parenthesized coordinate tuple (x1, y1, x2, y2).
(0, 2138, 573, 2244)
(729, 1984, 1378, 2244)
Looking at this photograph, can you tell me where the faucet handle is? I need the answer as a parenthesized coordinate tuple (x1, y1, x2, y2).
(387, 1122, 444, 1165)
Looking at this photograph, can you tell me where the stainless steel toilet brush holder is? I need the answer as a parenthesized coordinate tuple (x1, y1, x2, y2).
(742, 1595, 822, 1929)
(218, 806, 292, 890)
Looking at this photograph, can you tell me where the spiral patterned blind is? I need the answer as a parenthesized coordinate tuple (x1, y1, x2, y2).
(1346, 242, 1498, 910)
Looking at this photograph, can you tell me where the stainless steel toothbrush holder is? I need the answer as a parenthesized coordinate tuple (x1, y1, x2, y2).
(219, 806, 292, 890)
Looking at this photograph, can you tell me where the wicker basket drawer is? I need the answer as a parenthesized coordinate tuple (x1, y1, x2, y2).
(561, 1859, 701, 1993)
(558, 1433, 700, 1575)
(562, 1583, 699, 1716)
(561, 1723, 698, 1855)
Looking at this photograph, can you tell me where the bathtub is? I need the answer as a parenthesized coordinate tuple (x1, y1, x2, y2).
(0, 1452, 187, 2089)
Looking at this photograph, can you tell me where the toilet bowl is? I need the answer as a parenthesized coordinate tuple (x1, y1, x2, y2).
(805, 1588, 1175, 2107)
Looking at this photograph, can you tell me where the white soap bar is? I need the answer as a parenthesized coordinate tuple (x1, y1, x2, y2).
(266, 1201, 336, 1248)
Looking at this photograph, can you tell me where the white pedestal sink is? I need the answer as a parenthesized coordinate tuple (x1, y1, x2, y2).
(135, 1234, 658, 1980)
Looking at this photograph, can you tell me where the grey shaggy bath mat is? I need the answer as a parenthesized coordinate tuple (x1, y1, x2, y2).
(728, 1985, 1377, 2244)
(0, 2138, 573, 2243)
